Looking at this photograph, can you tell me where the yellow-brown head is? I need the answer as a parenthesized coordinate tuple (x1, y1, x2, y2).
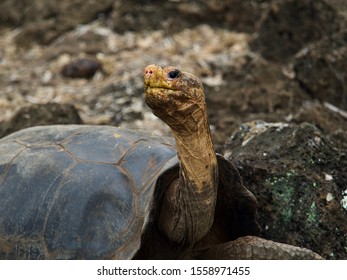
(144, 64, 206, 133)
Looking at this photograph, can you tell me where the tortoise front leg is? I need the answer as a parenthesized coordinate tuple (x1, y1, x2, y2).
(199, 236, 323, 260)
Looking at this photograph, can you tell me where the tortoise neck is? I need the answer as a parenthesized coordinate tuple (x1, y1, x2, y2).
(173, 120, 218, 195)
(170, 98, 218, 195)
(159, 105, 218, 245)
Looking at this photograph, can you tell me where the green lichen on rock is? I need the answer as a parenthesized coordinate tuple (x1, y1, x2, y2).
(264, 172, 320, 228)
(264, 172, 296, 224)
(306, 201, 319, 226)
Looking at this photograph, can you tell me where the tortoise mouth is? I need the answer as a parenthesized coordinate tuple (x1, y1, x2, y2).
(144, 84, 179, 93)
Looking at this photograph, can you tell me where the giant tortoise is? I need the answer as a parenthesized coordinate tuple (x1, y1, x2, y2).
(0, 65, 322, 259)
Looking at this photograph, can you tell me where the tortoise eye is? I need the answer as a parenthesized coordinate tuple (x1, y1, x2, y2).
(168, 69, 180, 79)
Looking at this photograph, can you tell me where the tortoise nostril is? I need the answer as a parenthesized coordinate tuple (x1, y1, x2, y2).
(145, 65, 158, 77)
(145, 69, 154, 76)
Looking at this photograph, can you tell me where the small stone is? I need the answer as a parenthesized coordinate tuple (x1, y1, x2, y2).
(61, 58, 101, 79)
(324, 173, 333, 181)
(326, 193, 334, 202)
(341, 190, 347, 210)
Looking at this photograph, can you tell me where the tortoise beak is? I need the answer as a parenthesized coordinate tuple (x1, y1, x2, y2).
(144, 64, 163, 87)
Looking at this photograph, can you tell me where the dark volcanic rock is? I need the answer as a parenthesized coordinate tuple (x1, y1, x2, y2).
(293, 31, 347, 110)
(0, 0, 267, 46)
(0, 0, 114, 46)
(225, 121, 347, 259)
(0, 103, 82, 138)
(292, 102, 347, 149)
(250, 0, 340, 62)
(111, 0, 267, 34)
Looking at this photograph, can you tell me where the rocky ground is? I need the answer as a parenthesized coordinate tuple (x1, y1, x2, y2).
(0, 0, 346, 259)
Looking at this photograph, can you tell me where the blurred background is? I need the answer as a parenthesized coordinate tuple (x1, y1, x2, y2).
(0, 0, 346, 259)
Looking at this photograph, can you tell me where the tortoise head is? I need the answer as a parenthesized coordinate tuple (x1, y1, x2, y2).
(144, 65, 206, 133)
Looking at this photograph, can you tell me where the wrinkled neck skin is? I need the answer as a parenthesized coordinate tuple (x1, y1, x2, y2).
(158, 99, 218, 248)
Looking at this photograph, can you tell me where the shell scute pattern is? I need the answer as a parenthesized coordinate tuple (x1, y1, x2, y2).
(0, 125, 177, 259)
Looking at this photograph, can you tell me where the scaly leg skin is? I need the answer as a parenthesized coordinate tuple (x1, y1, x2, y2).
(201, 236, 324, 260)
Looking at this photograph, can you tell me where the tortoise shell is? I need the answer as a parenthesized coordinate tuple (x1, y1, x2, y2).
(0, 125, 179, 259)
(0, 125, 259, 259)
